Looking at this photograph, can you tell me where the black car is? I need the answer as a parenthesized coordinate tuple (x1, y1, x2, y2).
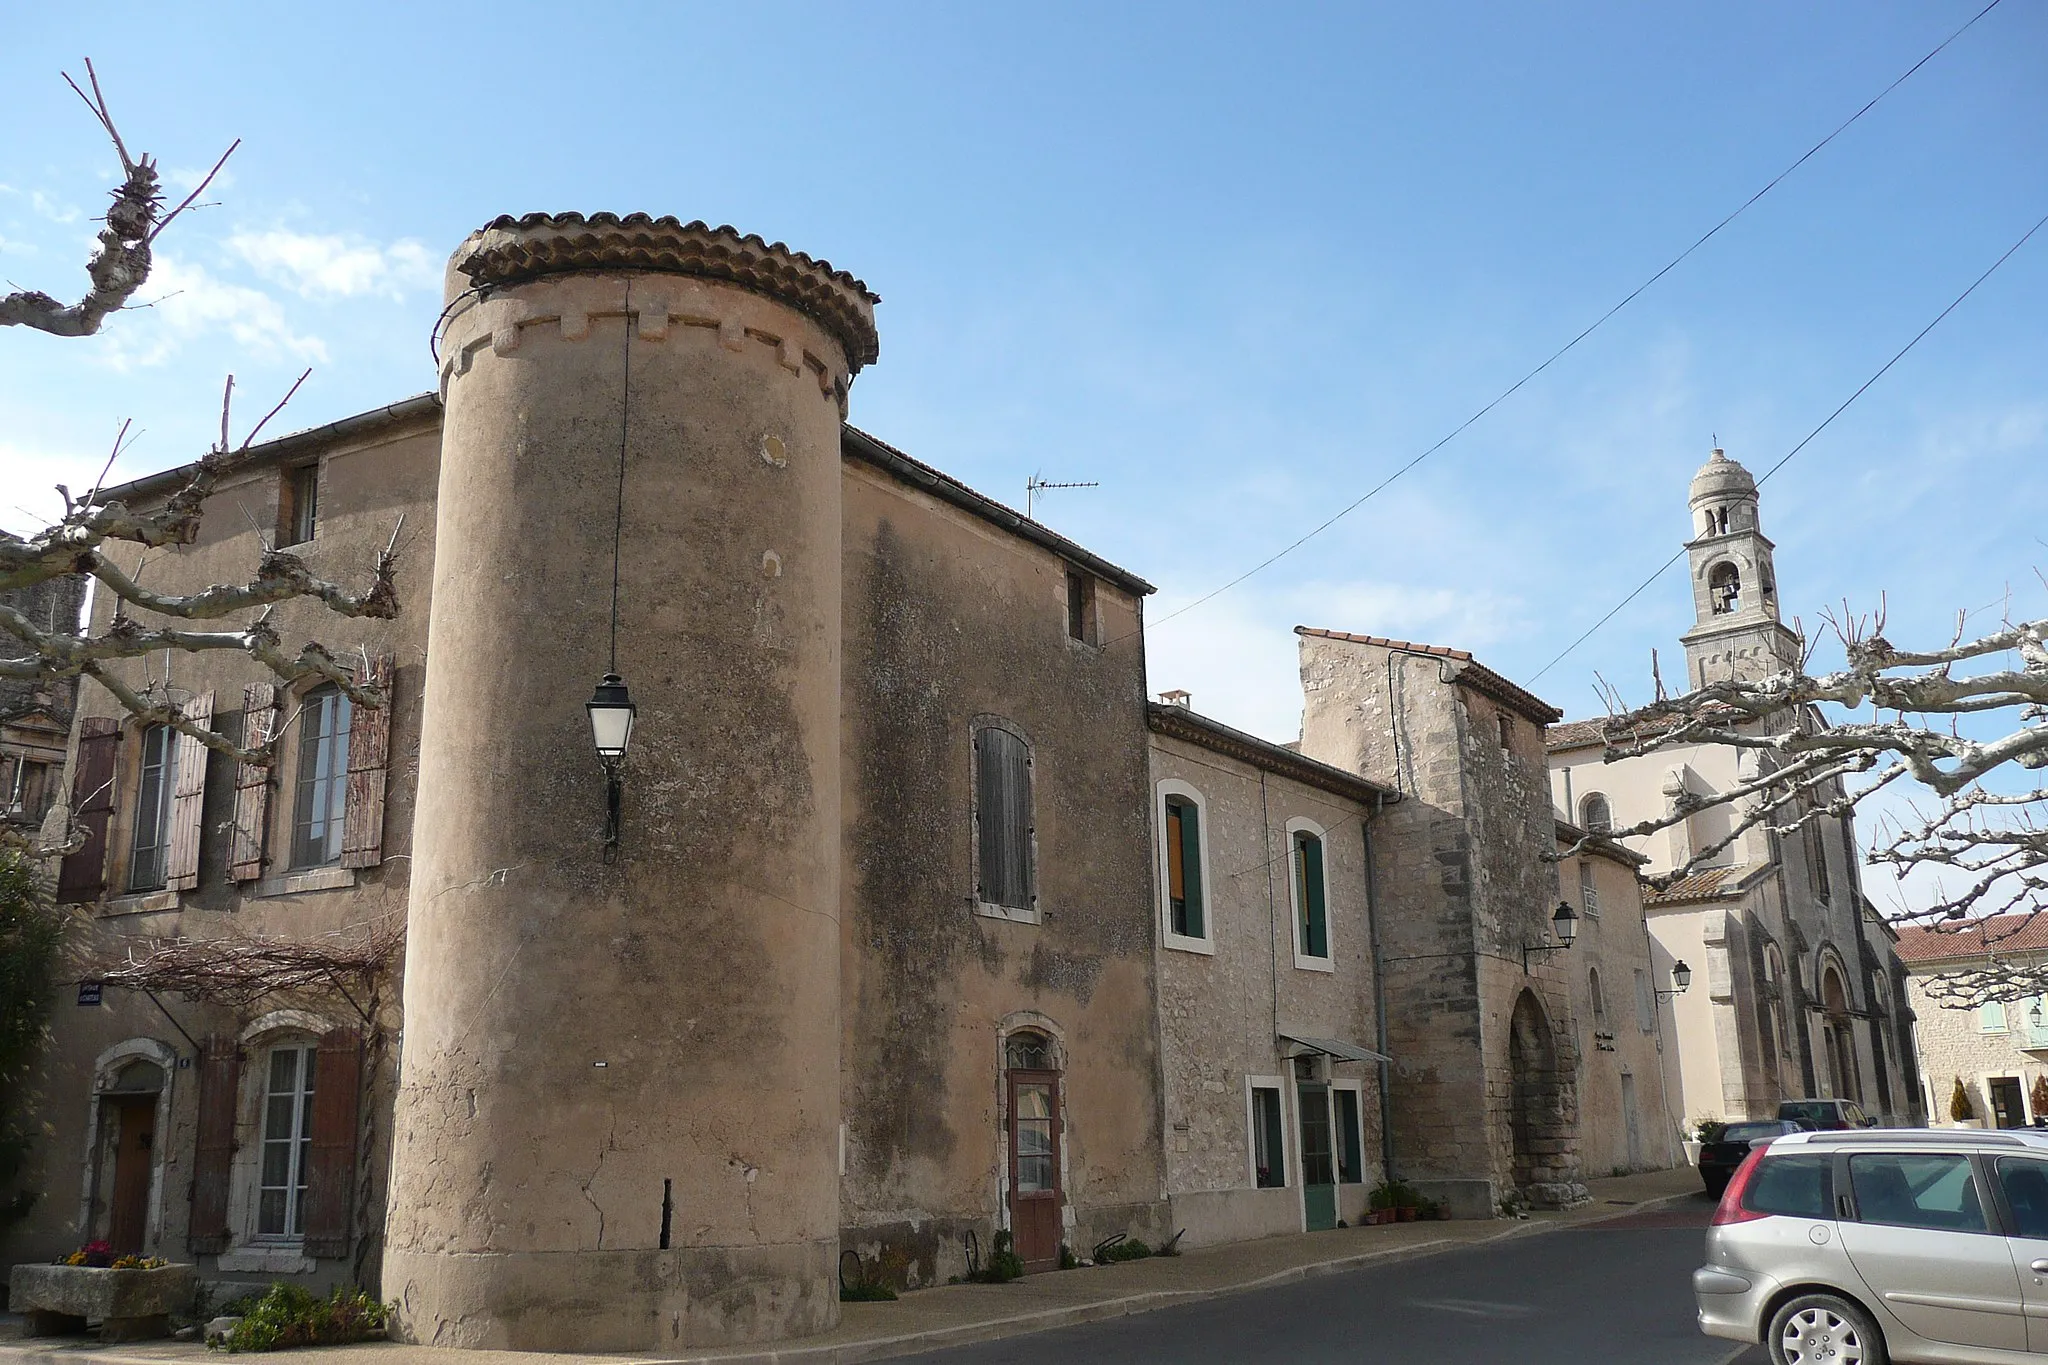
(1697, 1119, 1809, 1196)
(1776, 1096, 1877, 1130)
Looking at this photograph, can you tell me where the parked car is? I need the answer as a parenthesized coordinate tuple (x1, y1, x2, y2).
(1699, 1120, 1810, 1198)
(1778, 1097, 1878, 1131)
(1696, 1128, 2048, 1364)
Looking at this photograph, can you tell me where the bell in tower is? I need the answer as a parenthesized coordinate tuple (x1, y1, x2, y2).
(1678, 447, 1801, 688)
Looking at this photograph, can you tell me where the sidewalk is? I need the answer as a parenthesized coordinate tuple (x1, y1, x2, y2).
(1, 1167, 1706, 1365)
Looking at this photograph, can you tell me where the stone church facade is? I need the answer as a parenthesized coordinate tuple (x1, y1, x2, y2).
(8, 211, 1683, 1352)
(1546, 449, 1922, 1132)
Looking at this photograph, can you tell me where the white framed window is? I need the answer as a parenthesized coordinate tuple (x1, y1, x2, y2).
(1578, 860, 1601, 918)
(1156, 779, 1213, 953)
(1285, 818, 1333, 971)
(1246, 1075, 1288, 1189)
(256, 1041, 318, 1239)
(972, 719, 1037, 923)
(291, 687, 352, 869)
(1579, 792, 1613, 834)
(129, 723, 178, 891)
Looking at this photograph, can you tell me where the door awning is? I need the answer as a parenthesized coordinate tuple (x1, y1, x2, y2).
(1278, 1032, 1391, 1064)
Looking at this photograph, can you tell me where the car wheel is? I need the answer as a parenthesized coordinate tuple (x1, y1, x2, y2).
(1769, 1292, 1886, 1365)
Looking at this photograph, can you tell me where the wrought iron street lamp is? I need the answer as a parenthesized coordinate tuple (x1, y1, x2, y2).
(586, 672, 634, 851)
(1523, 901, 1579, 973)
(1657, 960, 1692, 1002)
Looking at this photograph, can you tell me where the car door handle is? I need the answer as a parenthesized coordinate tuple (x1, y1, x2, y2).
(2032, 1260, 2048, 1275)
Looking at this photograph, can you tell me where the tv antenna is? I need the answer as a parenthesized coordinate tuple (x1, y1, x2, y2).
(1025, 473, 1099, 522)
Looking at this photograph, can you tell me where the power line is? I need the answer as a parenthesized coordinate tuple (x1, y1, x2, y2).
(1527, 204, 2048, 688)
(1128, 0, 2005, 645)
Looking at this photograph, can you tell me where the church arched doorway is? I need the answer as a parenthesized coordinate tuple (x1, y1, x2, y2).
(1508, 990, 1563, 1198)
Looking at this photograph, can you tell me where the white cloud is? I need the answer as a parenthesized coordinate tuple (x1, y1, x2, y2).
(29, 190, 82, 225)
(227, 228, 439, 301)
(100, 254, 327, 368)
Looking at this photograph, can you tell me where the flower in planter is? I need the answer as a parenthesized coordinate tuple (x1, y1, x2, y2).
(59, 1240, 115, 1268)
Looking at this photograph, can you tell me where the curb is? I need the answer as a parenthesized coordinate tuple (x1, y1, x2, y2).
(0, 1191, 1708, 1365)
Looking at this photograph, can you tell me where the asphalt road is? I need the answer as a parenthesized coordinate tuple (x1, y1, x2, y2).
(885, 1195, 1763, 1365)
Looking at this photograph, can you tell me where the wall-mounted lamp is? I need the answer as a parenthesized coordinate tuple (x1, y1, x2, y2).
(1657, 960, 1693, 1002)
(586, 672, 635, 850)
(1522, 901, 1579, 973)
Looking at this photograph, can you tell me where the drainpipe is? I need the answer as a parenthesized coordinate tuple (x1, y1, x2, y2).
(1362, 796, 1395, 1181)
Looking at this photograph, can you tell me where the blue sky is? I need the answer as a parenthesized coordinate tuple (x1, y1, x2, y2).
(5, 2, 2044, 771)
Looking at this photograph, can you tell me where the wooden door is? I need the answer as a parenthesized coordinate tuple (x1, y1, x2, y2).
(1298, 1082, 1336, 1231)
(106, 1096, 157, 1254)
(1007, 1070, 1062, 1272)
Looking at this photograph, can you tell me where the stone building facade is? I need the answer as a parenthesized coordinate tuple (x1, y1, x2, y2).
(5, 209, 1691, 1352)
(1897, 917, 2048, 1129)
(1546, 449, 1921, 1131)
(0, 575, 87, 839)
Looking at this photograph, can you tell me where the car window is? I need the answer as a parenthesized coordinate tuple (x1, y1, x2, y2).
(1850, 1153, 1988, 1233)
(1997, 1159, 2048, 1239)
(1845, 1104, 1868, 1125)
(1779, 1102, 1831, 1123)
(1723, 1122, 1786, 1142)
(1746, 1154, 1832, 1219)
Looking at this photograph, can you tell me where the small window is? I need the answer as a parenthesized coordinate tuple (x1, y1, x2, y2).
(292, 687, 353, 869)
(1251, 1085, 1286, 1188)
(1849, 1153, 1987, 1234)
(129, 724, 179, 891)
(1163, 795, 1205, 941)
(258, 1042, 318, 1238)
(1579, 793, 1613, 834)
(973, 724, 1035, 915)
(280, 464, 320, 548)
(1588, 967, 1607, 1028)
(1497, 713, 1512, 749)
(1982, 1001, 2010, 1035)
(1710, 561, 1742, 615)
(1578, 861, 1601, 918)
(1745, 1154, 1833, 1220)
(1807, 821, 1832, 901)
(1292, 830, 1328, 962)
(1064, 566, 1096, 646)
(1634, 968, 1655, 1033)
(3, 757, 53, 822)
(1335, 1089, 1363, 1185)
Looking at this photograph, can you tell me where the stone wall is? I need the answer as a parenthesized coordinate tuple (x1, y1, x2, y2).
(1908, 969, 2048, 1126)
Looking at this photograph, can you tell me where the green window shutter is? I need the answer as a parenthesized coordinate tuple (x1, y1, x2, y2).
(1298, 833, 1327, 958)
(1178, 801, 1204, 938)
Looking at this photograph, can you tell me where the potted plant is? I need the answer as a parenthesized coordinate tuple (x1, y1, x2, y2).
(1952, 1077, 1984, 1129)
(2030, 1074, 2048, 1124)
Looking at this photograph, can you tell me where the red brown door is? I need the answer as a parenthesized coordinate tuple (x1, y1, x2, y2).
(106, 1096, 157, 1254)
(1007, 1070, 1062, 1272)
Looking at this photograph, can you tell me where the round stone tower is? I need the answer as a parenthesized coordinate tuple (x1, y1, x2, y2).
(383, 214, 878, 1352)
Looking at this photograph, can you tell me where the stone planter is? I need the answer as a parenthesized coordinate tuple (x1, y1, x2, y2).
(7, 1263, 197, 1341)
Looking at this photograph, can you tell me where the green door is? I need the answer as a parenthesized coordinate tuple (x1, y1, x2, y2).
(1298, 1082, 1337, 1231)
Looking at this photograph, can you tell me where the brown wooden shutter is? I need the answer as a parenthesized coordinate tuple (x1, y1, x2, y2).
(164, 691, 214, 892)
(188, 1034, 241, 1254)
(300, 1028, 362, 1259)
(340, 654, 394, 868)
(55, 718, 119, 903)
(229, 683, 279, 882)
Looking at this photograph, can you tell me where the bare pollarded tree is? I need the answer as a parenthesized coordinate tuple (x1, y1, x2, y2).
(2, 65, 398, 786)
(1575, 601, 2048, 1004)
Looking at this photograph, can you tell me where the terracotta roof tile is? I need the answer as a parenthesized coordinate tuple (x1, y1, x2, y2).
(1294, 628, 1562, 724)
(1895, 914, 2048, 965)
(1644, 864, 1749, 905)
(1547, 711, 1683, 753)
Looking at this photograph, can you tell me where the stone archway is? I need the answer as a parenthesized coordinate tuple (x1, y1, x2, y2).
(1820, 962, 1861, 1104)
(1507, 989, 1583, 1208)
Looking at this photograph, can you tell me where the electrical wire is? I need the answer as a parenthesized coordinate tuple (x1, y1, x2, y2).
(1527, 204, 2048, 687)
(1123, 0, 2006, 648)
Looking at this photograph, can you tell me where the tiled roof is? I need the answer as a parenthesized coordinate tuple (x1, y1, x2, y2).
(1147, 702, 1398, 806)
(1294, 628, 1562, 724)
(1644, 864, 1750, 905)
(1547, 711, 1683, 753)
(1895, 914, 2048, 965)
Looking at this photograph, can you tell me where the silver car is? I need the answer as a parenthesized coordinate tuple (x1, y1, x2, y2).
(1696, 1128, 2048, 1363)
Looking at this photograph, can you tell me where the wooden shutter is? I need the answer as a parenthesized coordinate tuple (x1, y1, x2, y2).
(339, 654, 394, 868)
(188, 1035, 241, 1254)
(975, 727, 1033, 910)
(1178, 801, 1204, 937)
(229, 683, 279, 882)
(164, 691, 214, 891)
(55, 718, 119, 903)
(1297, 834, 1328, 957)
(301, 1028, 362, 1259)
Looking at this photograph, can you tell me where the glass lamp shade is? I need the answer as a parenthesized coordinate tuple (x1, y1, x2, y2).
(1672, 960, 1693, 992)
(586, 673, 636, 759)
(1551, 901, 1579, 947)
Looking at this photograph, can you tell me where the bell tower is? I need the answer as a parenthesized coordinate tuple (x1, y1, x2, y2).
(1678, 447, 1801, 688)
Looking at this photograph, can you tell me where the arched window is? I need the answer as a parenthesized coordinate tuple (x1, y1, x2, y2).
(1579, 793, 1613, 834)
(1158, 782, 1209, 946)
(1716, 507, 1729, 535)
(973, 721, 1035, 918)
(257, 1039, 319, 1237)
(292, 686, 353, 869)
(1588, 967, 1607, 1028)
(1709, 561, 1742, 615)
